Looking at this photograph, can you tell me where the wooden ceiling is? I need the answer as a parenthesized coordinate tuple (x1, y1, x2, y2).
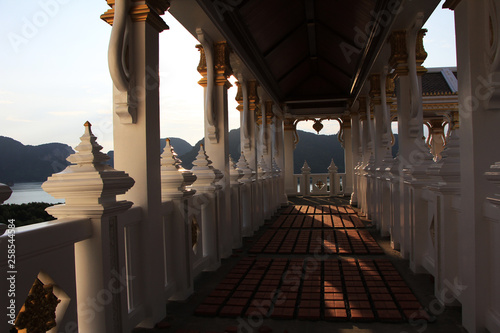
(195, 0, 399, 112)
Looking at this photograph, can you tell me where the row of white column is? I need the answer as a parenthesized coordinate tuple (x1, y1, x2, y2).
(349, 2, 500, 332)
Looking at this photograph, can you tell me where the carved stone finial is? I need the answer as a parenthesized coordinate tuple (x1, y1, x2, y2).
(236, 151, 255, 183)
(160, 139, 197, 200)
(191, 145, 223, 193)
(328, 159, 338, 173)
(301, 161, 311, 174)
(42, 122, 135, 218)
(257, 156, 270, 179)
(229, 155, 244, 186)
(271, 157, 281, 176)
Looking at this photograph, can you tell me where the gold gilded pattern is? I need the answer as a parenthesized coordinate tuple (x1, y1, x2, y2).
(15, 279, 61, 333)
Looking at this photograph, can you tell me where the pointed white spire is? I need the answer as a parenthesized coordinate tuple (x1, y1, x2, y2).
(67, 121, 111, 169)
(258, 155, 270, 179)
(229, 154, 244, 185)
(42, 122, 135, 218)
(271, 156, 281, 176)
(191, 144, 223, 193)
(236, 151, 254, 183)
(160, 138, 196, 200)
(301, 160, 311, 174)
(328, 159, 338, 173)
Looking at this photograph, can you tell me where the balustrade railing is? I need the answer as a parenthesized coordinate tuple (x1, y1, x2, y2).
(293, 159, 345, 196)
(0, 123, 286, 332)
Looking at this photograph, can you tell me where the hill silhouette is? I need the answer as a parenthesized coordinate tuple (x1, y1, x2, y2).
(0, 136, 74, 184)
(0, 131, 399, 183)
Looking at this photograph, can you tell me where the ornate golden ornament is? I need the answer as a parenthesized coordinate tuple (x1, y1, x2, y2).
(416, 29, 428, 65)
(416, 29, 428, 75)
(214, 42, 233, 87)
(283, 118, 296, 131)
(196, 44, 208, 87)
(255, 105, 263, 125)
(315, 180, 325, 190)
(15, 279, 61, 333)
(101, 0, 170, 32)
(341, 114, 351, 129)
(247, 80, 259, 112)
(312, 119, 323, 133)
(265, 101, 273, 125)
(389, 30, 408, 74)
(235, 81, 244, 112)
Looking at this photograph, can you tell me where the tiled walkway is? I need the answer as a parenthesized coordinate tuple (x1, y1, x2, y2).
(135, 197, 467, 333)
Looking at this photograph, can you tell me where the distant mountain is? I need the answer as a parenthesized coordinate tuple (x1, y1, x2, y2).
(0, 131, 399, 183)
(0, 136, 74, 183)
(178, 128, 353, 174)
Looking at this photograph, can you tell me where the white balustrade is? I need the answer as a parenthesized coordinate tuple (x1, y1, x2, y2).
(292, 161, 346, 197)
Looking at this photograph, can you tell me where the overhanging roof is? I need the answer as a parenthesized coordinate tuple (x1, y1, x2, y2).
(169, 0, 440, 115)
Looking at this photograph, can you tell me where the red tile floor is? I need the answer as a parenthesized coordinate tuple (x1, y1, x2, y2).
(137, 198, 467, 333)
(196, 206, 420, 323)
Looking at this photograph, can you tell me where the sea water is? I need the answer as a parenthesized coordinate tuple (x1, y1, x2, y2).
(3, 182, 64, 205)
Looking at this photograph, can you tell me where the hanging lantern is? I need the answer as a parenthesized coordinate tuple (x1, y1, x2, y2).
(313, 119, 323, 134)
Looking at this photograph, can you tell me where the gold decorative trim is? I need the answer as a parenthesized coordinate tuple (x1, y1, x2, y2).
(214, 42, 233, 86)
(284, 118, 296, 131)
(247, 80, 259, 113)
(101, 1, 170, 32)
(265, 101, 274, 125)
(235, 81, 243, 112)
(15, 279, 60, 332)
(389, 30, 408, 75)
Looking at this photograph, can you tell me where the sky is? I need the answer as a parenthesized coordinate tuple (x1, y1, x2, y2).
(0, 0, 456, 152)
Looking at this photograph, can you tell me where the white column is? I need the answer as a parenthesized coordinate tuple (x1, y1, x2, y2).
(452, 1, 500, 331)
(197, 41, 233, 259)
(389, 27, 432, 261)
(350, 107, 361, 206)
(341, 114, 353, 195)
(103, 2, 169, 326)
(229, 156, 243, 248)
(236, 152, 254, 237)
(284, 118, 297, 196)
(273, 115, 288, 205)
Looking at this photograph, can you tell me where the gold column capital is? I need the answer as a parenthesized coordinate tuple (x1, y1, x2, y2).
(342, 114, 352, 129)
(101, 0, 170, 32)
(369, 74, 381, 105)
(196, 44, 208, 87)
(214, 41, 233, 88)
(265, 101, 273, 125)
(389, 30, 408, 76)
(416, 28, 428, 76)
(284, 118, 296, 131)
(235, 81, 244, 112)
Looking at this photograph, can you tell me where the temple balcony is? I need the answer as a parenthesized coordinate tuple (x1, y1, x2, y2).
(1, 0, 500, 332)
